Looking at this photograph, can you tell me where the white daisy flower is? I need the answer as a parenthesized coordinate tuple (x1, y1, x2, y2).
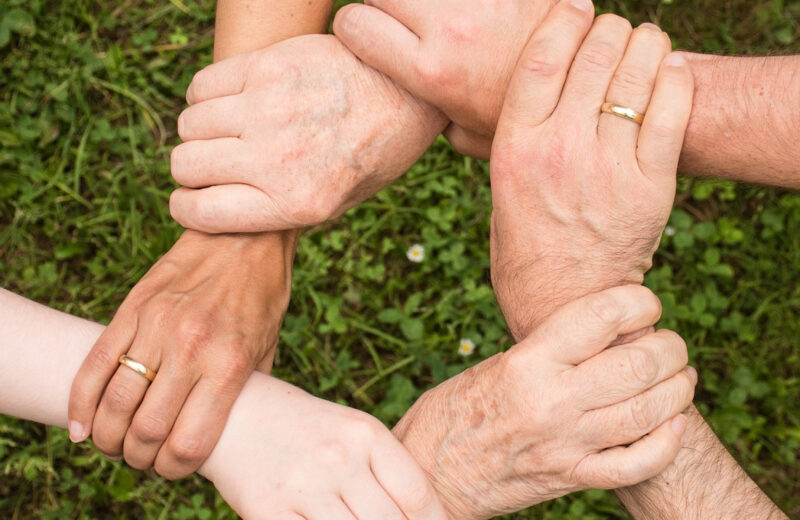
(458, 338, 476, 357)
(664, 226, 676, 237)
(406, 244, 425, 263)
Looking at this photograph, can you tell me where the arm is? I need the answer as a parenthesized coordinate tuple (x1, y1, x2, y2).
(335, 0, 800, 189)
(67, 0, 335, 479)
(616, 406, 788, 519)
(677, 53, 800, 189)
(0, 287, 447, 519)
(485, 5, 787, 519)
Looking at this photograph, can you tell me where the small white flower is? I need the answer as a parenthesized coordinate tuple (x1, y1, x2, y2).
(406, 244, 425, 263)
(458, 338, 476, 357)
(664, 226, 676, 237)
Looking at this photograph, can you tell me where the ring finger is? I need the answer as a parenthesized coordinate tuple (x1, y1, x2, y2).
(91, 333, 163, 457)
(598, 23, 672, 149)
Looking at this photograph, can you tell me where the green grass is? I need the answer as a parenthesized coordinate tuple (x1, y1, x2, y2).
(1, 0, 799, 518)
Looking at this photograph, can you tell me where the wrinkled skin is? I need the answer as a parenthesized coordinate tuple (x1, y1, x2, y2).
(395, 286, 696, 519)
(489, 6, 693, 337)
(169, 34, 447, 233)
(334, 0, 559, 158)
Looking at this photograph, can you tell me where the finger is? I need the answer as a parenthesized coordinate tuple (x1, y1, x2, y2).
(91, 338, 162, 457)
(342, 478, 406, 520)
(371, 437, 448, 520)
(575, 329, 688, 408)
(68, 313, 138, 443)
(169, 184, 288, 234)
(177, 95, 247, 141)
(170, 138, 255, 188)
(154, 373, 249, 479)
(185, 53, 251, 105)
(637, 52, 694, 183)
(443, 124, 492, 160)
(588, 366, 696, 448)
(499, 0, 595, 129)
(333, 4, 422, 95)
(527, 285, 663, 365)
(580, 413, 687, 489)
(598, 24, 671, 149)
(363, 0, 425, 30)
(122, 354, 197, 470)
(558, 13, 632, 123)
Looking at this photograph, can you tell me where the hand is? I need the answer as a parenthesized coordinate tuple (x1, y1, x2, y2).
(68, 230, 296, 478)
(169, 34, 447, 233)
(201, 373, 448, 520)
(489, 2, 694, 338)
(333, 0, 560, 158)
(394, 285, 696, 520)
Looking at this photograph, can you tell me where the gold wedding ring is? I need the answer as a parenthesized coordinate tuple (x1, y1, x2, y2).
(600, 102, 645, 125)
(118, 355, 157, 382)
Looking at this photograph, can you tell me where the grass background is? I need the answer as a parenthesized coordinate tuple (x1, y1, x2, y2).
(1, 0, 798, 518)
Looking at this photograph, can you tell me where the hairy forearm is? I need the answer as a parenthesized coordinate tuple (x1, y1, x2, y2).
(678, 53, 800, 188)
(616, 405, 787, 519)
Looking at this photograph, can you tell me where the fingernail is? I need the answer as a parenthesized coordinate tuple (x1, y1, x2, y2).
(638, 22, 661, 31)
(339, 5, 361, 33)
(663, 52, 686, 67)
(671, 414, 687, 436)
(68, 421, 88, 443)
(107, 455, 122, 462)
(570, 0, 594, 13)
(685, 366, 698, 384)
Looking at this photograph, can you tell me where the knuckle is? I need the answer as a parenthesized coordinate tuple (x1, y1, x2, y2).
(612, 67, 651, 93)
(414, 58, 453, 90)
(103, 382, 140, 414)
(576, 41, 620, 71)
(585, 292, 623, 327)
(628, 392, 657, 432)
(131, 413, 172, 444)
(213, 348, 253, 387)
(167, 433, 209, 464)
(316, 439, 351, 468)
(85, 345, 119, 372)
(624, 347, 659, 388)
(519, 46, 562, 78)
(660, 329, 688, 364)
(442, 16, 477, 45)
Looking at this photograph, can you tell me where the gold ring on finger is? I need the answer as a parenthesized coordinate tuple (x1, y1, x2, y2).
(118, 355, 157, 382)
(600, 102, 645, 125)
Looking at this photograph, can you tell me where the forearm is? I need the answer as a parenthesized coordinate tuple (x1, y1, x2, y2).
(678, 53, 800, 188)
(0, 287, 274, 483)
(214, 0, 333, 60)
(616, 405, 787, 519)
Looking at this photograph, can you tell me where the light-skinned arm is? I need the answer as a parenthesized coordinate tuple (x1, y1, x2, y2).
(1, 288, 449, 519)
(67, 0, 339, 480)
(334, 0, 800, 190)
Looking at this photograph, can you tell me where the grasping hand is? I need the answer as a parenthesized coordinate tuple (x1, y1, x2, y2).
(334, 0, 560, 158)
(395, 285, 695, 520)
(169, 34, 447, 233)
(201, 373, 449, 520)
(489, 1, 694, 338)
(68, 230, 296, 478)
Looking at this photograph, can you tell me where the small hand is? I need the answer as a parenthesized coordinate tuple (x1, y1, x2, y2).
(395, 285, 696, 519)
(201, 373, 449, 520)
(169, 34, 447, 233)
(333, 0, 560, 158)
(68, 230, 295, 478)
(489, 1, 694, 337)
